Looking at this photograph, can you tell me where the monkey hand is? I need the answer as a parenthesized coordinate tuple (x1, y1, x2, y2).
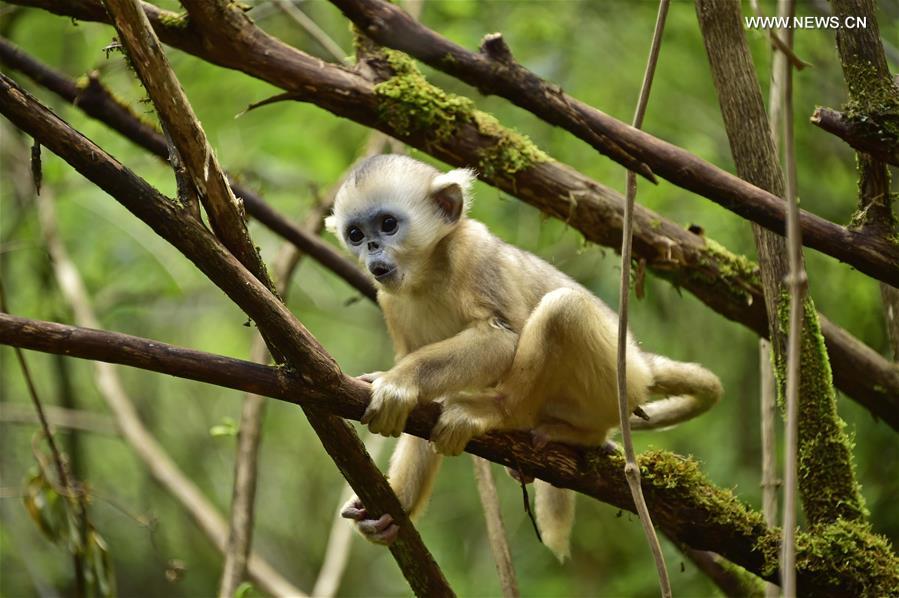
(356, 371, 384, 384)
(361, 374, 418, 437)
(341, 496, 400, 545)
(431, 403, 486, 456)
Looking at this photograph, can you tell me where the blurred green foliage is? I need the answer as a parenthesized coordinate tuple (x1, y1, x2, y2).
(1, 1, 897, 596)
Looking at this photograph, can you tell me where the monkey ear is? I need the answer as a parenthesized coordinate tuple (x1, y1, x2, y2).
(429, 168, 475, 223)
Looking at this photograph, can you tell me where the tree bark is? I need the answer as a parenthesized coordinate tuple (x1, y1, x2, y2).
(696, 0, 865, 527)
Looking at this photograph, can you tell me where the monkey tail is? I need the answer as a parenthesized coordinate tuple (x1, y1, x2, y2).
(535, 480, 576, 563)
(630, 354, 723, 430)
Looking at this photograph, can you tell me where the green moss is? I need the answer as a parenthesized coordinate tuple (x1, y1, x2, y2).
(639, 450, 769, 539)
(842, 60, 899, 131)
(636, 451, 895, 592)
(694, 238, 761, 305)
(795, 519, 899, 595)
(774, 293, 867, 525)
(711, 558, 766, 597)
(157, 11, 190, 29)
(372, 49, 549, 176)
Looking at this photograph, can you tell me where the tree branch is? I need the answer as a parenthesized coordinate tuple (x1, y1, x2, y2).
(0, 35, 377, 303)
(0, 71, 452, 597)
(101, 0, 269, 280)
(1, 21, 894, 425)
(811, 106, 899, 167)
(326, 0, 899, 287)
(3, 312, 898, 594)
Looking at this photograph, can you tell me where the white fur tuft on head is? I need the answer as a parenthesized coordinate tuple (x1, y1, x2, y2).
(430, 168, 477, 214)
(324, 214, 338, 234)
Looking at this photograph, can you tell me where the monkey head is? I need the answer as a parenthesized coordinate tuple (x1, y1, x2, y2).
(326, 155, 475, 292)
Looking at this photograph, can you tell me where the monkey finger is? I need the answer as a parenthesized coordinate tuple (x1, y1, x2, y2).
(341, 503, 367, 521)
(357, 513, 394, 535)
(357, 371, 384, 384)
(368, 523, 400, 545)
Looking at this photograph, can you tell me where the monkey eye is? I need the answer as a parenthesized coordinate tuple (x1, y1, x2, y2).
(381, 215, 398, 234)
(347, 226, 364, 245)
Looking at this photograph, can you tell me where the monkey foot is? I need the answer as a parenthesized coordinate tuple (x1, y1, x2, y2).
(341, 498, 400, 545)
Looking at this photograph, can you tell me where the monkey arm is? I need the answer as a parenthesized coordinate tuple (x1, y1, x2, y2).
(361, 319, 517, 437)
(388, 318, 518, 401)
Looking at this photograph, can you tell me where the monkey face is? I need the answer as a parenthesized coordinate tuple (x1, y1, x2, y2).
(341, 206, 408, 288)
(326, 155, 477, 293)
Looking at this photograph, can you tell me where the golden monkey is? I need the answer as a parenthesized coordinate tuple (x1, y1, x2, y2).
(326, 155, 722, 561)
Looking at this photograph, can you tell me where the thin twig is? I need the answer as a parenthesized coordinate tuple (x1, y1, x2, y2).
(747, 0, 811, 70)
(616, 2, 672, 596)
(273, 0, 348, 64)
(32, 187, 305, 597)
(758, 340, 779, 598)
(471, 457, 519, 598)
(0, 283, 71, 495)
(774, 1, 803, 594)
(0, 403, 118, 436)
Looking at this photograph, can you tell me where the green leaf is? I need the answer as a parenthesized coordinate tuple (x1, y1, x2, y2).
(209, 416, 238, 438)
(234, 581, 255, 598)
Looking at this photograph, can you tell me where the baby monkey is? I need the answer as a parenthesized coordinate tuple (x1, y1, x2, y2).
(327, 155, 722, 560)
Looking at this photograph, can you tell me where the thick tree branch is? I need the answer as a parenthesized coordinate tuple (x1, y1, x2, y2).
(327, 0, 899, 287)
(1, 20, 894, 424)
(811, 106, 899, 167)
(0, 72, 451, 597)
(3, 312, 898, 594)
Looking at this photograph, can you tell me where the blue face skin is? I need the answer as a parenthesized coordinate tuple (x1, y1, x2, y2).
(343, 208, 407, 285)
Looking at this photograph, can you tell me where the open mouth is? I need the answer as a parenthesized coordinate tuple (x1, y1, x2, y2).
(370, 263, 397, 281)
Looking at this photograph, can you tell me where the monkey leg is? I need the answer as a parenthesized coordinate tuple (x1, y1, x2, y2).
(499, 287, 653, 445)
(341, 434, 442, 545)
(431, 288, 652, 455)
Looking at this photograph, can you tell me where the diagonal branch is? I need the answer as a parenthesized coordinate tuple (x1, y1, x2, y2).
(327, 0, 899, 287)
(0, 71, 452, 597)
(101, 0, 268, 280)
(3, 312, 898, 595)
(0, 35, 376, 303)
(1, 22, 894, 425)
